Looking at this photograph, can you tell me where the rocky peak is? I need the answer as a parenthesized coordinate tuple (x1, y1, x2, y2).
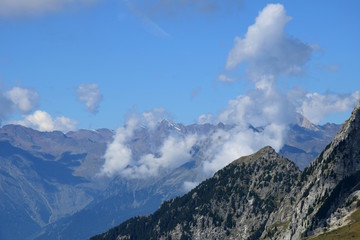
(264, 100, 360, 239)
(91, 146, 300, 240)
(296, 113, 319, 131)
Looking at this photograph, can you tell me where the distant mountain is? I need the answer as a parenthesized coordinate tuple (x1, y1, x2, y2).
(281, 117, 340, 170)
(0, 125, 113, 240)
(92, 101, 360, 240)
(0, 116, 340, 239)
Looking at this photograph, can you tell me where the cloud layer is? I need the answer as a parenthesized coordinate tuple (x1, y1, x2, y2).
(77, 83, 103, 114)
(100, 109, 193, 178)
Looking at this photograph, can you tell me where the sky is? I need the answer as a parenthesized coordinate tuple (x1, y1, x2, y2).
(1, 0, 360, 132)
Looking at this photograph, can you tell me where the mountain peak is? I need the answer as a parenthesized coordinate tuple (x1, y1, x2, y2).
(232, 145, 279, 166)
(296, 113, 319, 131)
(92, 145, 300, 240)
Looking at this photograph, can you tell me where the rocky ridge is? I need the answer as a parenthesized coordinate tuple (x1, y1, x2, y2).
(92, 146, 300, 240)
(264, 101, 360, 239)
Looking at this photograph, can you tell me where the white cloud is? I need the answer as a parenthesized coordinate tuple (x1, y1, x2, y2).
(202, 77, 291, 176)
(298, 91, 360, 124)
(77, 83, 103, 114)
(100, 116, 139, 177)
(218, 75, 296, 127)
(226, 3, 312, 79)
(100, 108, 172, 177)
(120, 134, 197, 179)
(200, 4, 314, 176)
(202, 123, 287, 175)
(0, 0, 97, 17)
(15, 110, 77, 132)
(5, 87, 39, 113)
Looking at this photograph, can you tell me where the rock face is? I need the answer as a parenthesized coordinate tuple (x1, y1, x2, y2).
(265, 101, 360, 239)
(92, 101, 360, 240)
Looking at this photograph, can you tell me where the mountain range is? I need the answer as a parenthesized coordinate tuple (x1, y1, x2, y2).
(0, 115, 339, 239)
(91, 102, 360, 240)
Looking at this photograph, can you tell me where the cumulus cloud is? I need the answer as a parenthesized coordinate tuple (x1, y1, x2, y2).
(202, 123, 287, 175)
(0, 0, 97, 18)
(298, 91, 360, 124)
(100, 108, 174, 177)
(120, 134, 197, 179)
(15, 110, 77, 132)
(201, 76, 292, 175)
(209, 1, 357, 181)
(199, 4, 311, 177)
(100, 116, 138, 177)
(77, 83, 103, 114)
(226, 3, 312, 79)
(218, 76, 296, 126)
(5, 87, 39, 113)
(0, 86, 39, 125)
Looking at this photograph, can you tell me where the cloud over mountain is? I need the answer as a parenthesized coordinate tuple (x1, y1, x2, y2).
(15, 110, 77, 132)
(100, 109, 178, 178)
(298, 91, 360, 124)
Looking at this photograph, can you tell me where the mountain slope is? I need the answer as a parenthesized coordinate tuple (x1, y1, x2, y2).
(91, 146, 300, 240)
(264, 101, 360, 239)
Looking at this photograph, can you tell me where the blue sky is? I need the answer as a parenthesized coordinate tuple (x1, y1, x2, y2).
(0, 0, 359, 131)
